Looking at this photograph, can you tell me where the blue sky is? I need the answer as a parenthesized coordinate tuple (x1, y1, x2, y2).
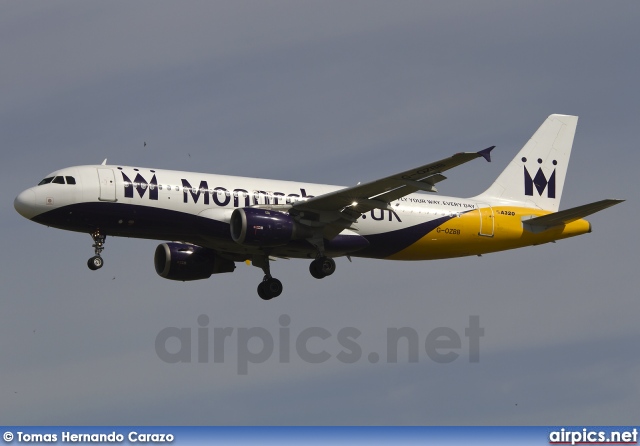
(1, 1, 638, 425)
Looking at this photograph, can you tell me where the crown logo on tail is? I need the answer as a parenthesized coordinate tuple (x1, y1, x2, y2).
(523, 157, 557, 198)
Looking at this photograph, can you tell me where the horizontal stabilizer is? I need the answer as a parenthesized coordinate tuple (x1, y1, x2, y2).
(523, 199, 624, 231)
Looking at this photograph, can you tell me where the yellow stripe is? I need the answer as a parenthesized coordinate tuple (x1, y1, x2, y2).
(387, 207, 591, 260)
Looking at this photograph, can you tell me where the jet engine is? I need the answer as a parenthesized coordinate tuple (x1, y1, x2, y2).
(230, 208, 310, 247)
(154, 242, 235, 281)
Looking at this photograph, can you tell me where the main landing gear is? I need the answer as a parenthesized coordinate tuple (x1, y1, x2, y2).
(252, 256, 283, 301)
(252, 254, 337, 300)
(306, 237, 336, 280)
(87, 230, 106, 271)
(257, 276, 283, 301)
(309, 256, 336, 279)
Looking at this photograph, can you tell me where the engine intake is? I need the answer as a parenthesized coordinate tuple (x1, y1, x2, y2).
(154, 242, 235, 281)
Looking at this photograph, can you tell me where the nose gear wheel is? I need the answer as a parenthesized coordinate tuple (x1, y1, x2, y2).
(87, 230, 106, 271)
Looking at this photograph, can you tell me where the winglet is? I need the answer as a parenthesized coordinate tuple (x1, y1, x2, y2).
(477, 146, 494, 163)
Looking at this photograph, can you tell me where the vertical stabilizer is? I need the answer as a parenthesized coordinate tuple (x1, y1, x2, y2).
(474, 114, 578, 212)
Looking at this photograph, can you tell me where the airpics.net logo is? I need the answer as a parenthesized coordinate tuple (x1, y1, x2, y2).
(549, 428, 638, 445)
(154, 315, 484, 375)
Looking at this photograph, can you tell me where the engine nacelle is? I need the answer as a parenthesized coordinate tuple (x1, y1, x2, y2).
(230, 208, 302, 247)
(154, 242, 235, 281)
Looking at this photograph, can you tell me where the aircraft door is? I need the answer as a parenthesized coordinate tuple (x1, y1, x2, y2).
(97, 168, 117, 202)
(477, 203, 494, 237)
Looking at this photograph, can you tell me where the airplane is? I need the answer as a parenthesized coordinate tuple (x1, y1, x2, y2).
(14, 114, 623, 300)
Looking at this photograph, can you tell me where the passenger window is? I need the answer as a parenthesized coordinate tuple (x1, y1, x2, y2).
(167, 185, 171, 191)
(38, 177, 54, 185)
(65, 176, 76, 185)
(52, 176, 65, 184)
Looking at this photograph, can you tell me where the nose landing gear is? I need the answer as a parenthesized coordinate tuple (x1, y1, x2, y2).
(87, 230, 106, 271)
(87, 255, 103, 270)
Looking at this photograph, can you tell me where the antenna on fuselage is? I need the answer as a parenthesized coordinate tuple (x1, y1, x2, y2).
(101, 159, 107, 165)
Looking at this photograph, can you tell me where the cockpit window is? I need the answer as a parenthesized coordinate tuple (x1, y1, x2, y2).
(38, 177, 54, 185)
(65, 176, 76, 185)
(52, 176, 65, 184)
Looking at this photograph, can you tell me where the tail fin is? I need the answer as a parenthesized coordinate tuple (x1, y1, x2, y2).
(474, 114, 578, 212)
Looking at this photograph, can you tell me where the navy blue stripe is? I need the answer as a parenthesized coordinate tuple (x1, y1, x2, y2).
(31, 202, 473, 260)
(357, 215, 456, 259)
(32, 202, 230, 247)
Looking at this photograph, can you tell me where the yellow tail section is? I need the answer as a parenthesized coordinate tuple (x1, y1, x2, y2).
(387, 206, 591, 260)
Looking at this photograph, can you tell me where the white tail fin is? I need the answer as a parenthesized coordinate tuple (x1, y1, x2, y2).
(474, 114, 578, 212)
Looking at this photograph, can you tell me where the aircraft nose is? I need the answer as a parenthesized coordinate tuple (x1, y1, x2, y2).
(14, 189, 37, 219)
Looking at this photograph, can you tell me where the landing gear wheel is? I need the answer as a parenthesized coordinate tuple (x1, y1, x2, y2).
(309, 264, 324, 279)
(309, 257, 336, 279)
(87, 256, 103, 270)
(258, 278, 283, 300)
(257, 283, 267, 300)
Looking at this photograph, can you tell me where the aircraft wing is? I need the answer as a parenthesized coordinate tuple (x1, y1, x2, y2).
(293, 147, 493, 214)
(290, 147, 494, 236)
